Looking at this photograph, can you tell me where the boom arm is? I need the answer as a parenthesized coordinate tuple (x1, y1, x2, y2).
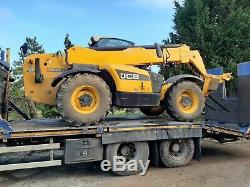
(163, 45, 232, 96)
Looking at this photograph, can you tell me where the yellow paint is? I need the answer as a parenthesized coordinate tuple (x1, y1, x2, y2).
(67, 46, 162, 66)
(202, 73, 233, 96)
(23, 55, 153, 106)
(100, 64, 153, 93)
(23, 54, 69, 105)
(160, 83, 172, 101)
(176, 90, 199, 114)
(71, 86, 100, 114)
(23, 43, 232, 106)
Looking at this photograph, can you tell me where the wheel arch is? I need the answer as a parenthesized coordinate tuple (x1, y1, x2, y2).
(51, 68, 100, 87)
(161, 74, 204, 102)
(165, 74, 204, 88)
(51, 67, 117, 102)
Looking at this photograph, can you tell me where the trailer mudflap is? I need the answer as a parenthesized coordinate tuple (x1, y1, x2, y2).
(64, 138, 103, 164)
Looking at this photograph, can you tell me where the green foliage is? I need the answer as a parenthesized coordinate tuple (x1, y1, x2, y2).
(10, 37, 59, 119)
(172, 0, 249, 72)
(21, 37, 45, 56)
(36, 105, 60, 118)
(161, 0, 250, 94)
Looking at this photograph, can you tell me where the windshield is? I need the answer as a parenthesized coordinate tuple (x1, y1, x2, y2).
(92, 38, 134, 48)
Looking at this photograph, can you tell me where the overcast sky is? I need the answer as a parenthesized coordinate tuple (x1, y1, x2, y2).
(0, 0, 182, 61)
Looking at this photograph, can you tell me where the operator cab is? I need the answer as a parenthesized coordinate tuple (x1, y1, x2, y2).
(88, 36, 163, 58)
(88, 36, 134, 48)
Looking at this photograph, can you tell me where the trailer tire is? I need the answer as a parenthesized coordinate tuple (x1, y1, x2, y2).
(160, 139, 194, 168)
(166, 81, 204, 121)
(140, 106, 165, 116)
(56, 73, 112, 126)
(105, 142, 149, 176)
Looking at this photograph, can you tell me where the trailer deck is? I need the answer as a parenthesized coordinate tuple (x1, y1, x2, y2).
(203, 121, 250, 143)
(0, 116, 203, 173)
(1, 116, 249, 174)
(0, 116, 202, 140)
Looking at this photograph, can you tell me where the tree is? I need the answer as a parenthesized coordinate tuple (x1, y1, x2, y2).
(10, 59, 34, 119)
(161, 0, 250, 94)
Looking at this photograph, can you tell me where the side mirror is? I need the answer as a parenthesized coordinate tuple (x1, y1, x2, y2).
(155, 43, 163, 58)
(20, 43, 28, 56)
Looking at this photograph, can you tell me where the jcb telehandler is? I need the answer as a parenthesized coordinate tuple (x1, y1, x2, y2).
(21, 36, 232, 126)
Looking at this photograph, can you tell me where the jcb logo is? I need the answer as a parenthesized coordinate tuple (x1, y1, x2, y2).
(120, 73, 140, 80)
(116, 70, 149, 81)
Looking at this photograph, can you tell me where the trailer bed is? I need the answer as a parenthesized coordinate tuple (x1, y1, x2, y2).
(0, 116, 202, 140)
(204, 121, 250, 142)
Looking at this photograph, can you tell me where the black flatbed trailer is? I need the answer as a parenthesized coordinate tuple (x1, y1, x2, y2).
(0, 116, 203, 175)
(204, 120, 250, 143)
(0, 116, 249, 175)
(0, 116, 202, 141)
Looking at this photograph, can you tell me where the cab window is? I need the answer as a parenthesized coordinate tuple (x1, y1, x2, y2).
(94, 38, 134, 48)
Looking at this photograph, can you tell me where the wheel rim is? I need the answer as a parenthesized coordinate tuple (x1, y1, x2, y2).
(117, 143, 137, 161)
(176, 90, 199, 114)
(169, 140, 187, 160)
(71, 86, 100, 114)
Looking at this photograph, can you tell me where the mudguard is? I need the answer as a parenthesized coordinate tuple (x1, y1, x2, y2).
(165, 74, 203, 84)
(51, 68, 100, 87)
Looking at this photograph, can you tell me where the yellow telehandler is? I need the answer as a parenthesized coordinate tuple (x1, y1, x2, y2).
(21, 36, 231, 126)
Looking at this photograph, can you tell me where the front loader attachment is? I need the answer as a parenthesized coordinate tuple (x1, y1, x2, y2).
(202, 73, 233, 96)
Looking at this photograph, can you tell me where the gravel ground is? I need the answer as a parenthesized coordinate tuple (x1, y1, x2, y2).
(1, 140, 250, 187)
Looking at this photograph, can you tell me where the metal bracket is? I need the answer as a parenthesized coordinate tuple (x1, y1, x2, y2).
(96, 126, 104, 134)
(0, 119, 13, 138)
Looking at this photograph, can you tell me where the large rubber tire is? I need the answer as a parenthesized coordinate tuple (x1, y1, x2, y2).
(160, 139, 194, 168)
(140, 106, 165, 116)
(105, 142, 149, 176)
(56, 73, 111, 126)
(165, 81, 204, 121)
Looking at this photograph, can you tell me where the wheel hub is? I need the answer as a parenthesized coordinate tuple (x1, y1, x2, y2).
(71, 86, 100, 114)
(181, 96, 192, 107)
(118, 143, 136, 160)
(121, 146, 130, 157)
(172, 143, 180, 152)
(169, 140, 185, 157)
(177, 90, 199, 114)
(79, 94, 93, 107)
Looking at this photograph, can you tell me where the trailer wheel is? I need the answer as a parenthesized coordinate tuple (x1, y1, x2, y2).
(105, 142, 149, 176)
(160, 139, 194, 168)
(56, 73, 112, 126)
(166, 81, 204, 121)
(140, 106, 165, 116)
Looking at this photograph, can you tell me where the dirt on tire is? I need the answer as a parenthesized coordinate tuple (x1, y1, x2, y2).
(160, 139, 195, 168)
(56, 73, 112, 126)
(166, 81, 205, 121)
(105, 142, 149, 176)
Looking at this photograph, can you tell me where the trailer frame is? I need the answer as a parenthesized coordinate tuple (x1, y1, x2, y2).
(0, 116, 202, 174)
